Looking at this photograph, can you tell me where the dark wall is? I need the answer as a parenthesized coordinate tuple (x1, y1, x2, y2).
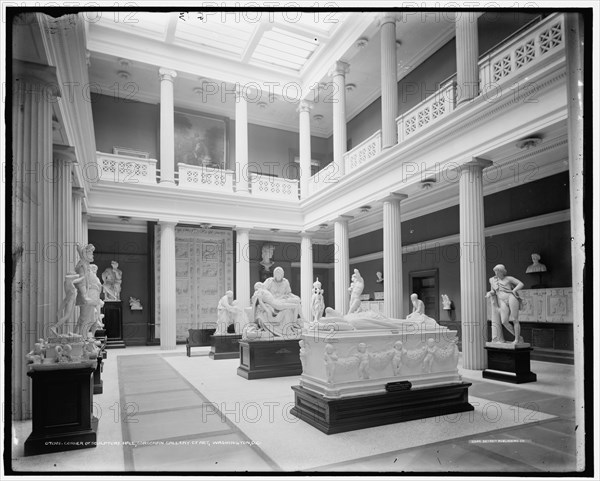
(88, 229, 149, 345)
(91, 93, 160, 160)
(478, 12, 542, 55)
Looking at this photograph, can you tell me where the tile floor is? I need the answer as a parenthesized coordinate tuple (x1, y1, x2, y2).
(9, 344, 581, 475)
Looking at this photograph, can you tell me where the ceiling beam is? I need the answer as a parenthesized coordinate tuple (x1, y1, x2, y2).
(241, 22, 271, 63)
(164, 12, 179, 44)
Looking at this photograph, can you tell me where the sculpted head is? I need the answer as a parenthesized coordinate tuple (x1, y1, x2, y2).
(273, 266, 284, 281)
(493, 264, 507, 277)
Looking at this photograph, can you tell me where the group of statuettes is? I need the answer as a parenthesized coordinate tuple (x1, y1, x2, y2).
(218, 255, 544, 345)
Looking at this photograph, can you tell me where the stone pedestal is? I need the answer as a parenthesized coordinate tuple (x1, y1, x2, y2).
(25, 366, 97, 456)
(291, 382, 473, 434)
(209, 334, 242, 360)
(237, 339, 302, 380)
(93, 356, 103, 394)
(483, 345, 537, 383)
(102, 301, 125, 348)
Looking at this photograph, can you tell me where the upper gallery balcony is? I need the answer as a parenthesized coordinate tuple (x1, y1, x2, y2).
(94, 13, 566, 203)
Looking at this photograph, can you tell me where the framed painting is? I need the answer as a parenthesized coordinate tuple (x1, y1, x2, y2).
(174, 109, 229, 169)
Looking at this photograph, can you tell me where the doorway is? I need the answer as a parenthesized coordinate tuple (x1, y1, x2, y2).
(409, 269, 439, 319)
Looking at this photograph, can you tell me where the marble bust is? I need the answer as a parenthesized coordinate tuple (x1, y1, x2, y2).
(526, 253, 547, 274)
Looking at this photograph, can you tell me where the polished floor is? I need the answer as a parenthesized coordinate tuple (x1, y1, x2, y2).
(10, 344, 579, 474)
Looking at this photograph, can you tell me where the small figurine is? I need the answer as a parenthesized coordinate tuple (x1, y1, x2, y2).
(348, 269, 365, 315)
(422, 338, 436, 373)
(26, 339, 46, 364)
(55, 344, 73, 363)
(129, 297, 143, 310)
(441, 294, 452, 310)
(311, 278, 325, 322)
(392, 340, 405, 376)
(376, 271, 384, 283)
(356, 342, 370, 380)
(324, 343, 338, 384)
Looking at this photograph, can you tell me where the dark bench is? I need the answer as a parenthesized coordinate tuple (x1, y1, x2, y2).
(186, 324, 235, 356)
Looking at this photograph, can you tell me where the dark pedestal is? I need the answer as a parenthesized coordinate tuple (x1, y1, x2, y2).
(94, 329, 108, 359)
(25, 366, 98, 456)
(237, 339, 302, 379)
(290, 382, 474, 435)
(102, 301, 126, 348)
(483, 346, 537, 383)
(93, 357, 103, 394)
(209, 334, 242, 360)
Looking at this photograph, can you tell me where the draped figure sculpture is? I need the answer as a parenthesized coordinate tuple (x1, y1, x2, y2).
(347, 269, 364, 314)
(486, 264, 524, 344)
(74, 243, 104, 337)
(245, 267, 303, 339)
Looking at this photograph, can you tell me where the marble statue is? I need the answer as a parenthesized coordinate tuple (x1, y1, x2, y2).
(526, 253, 547, 274)
(299, 339, 307, 372)
(486, 264, 525, 344)
(422, 338, 437, 373)
(406, 293, 439, 327)
(26, 339, 46, 365)
(311, 278, 325, 322)
(260, 243, 275, 272)
(356, 343, 370, 380)
(376, 271, 384, 283)
(52, 272, 86, 335)
(348, 269, 364, 314)
(129, 297, 143, 310)
(392, 341, 405, 376)
(102, 261, 122, 301)
(441, 294, 452, 310)
(324, 343, 338, 384)
(73, 244, 105, 338)
(245, 267, 303, 339)
(215, 290, 246, 335)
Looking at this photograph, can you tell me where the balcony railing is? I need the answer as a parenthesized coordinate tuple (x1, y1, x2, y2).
(97, 152, 157, 184)
(479, 14, 564, 89)
(177, 163, 235, 193)
(343, 130, 382, 174)
(396, 81, 456, 142)
(250, 173, 299, 200)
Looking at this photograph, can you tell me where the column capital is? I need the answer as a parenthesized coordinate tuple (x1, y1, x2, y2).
(297, 99, 314, 113)
(53, 145, 77, 164)
(329, 60, 350, 78)
(378, 12, 399, 26)
(158, 68, 177, 82)
(72, 186, 86, 198)
(332, 214, 353, 224)
(235, 226, 252, 234)
(300, 231, 315, 240)
(158, 218, 178, 227)
(381, 192, 408, 203)
(13, 60, 61, 97)
(458, 158, 493, 172)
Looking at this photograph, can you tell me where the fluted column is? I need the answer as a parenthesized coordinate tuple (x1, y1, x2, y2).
(300, 233, 314, 322)
(159, 220, 177, 349)
(53, 145, 77, 325)
(298, 100, 313, 199)
(159, 68, 177, 183)
(565, 13, 585, 471)
(12, 60, 61, 420)
(459, 158, 492, 370)
(455, 12, 480, 104)
(72, 187, 85, 246)
(235, 227, 251, 307)
(235, 86, 250, 194)
(330, 61, 349, 177)
(82, 214, 89, 245)
(380, 14, 398, 148)
(382, 193, 407, 318)
(333, 215, 352, 313)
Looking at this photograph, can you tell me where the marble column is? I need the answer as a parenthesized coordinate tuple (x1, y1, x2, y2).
(333, 215, 352, 314)
(82, 213, 89, 246)
(380, 14, 399, 148)
(565, 13, 585, 471)
(298, 100, 313, 199)
(382, 193, 407, 318)
(72, 187, 85, 247)
(300, 233, 314, 322)
(235, 86, 250, 194)
(53, 145, 77, 328)
(455, 12, 479, 104)
(235, 227, 251, 307)
(330, 61, 349, 177)
(159, 68, 177, 184)
(159, 220, 177, 349)
(12, 60, 60, 420)
(459, 158, 492, 370)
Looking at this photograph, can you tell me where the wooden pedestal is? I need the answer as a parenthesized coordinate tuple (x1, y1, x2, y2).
(237, 339, 302, 379)
(93, 357, 103, 394)
(483, 346, 537, 383)
(209, 334, 242, 360)
(102, 301, 126, 348)
(25, 366, 98, 456)
(290, 382, 474, 434)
